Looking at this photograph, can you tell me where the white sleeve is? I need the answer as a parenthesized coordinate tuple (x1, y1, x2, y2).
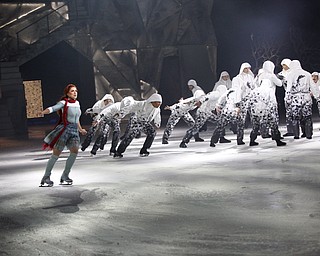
(153, 109, 161, 128)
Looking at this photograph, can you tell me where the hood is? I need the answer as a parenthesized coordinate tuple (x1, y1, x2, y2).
(147, 93, 162, 103)
(187, 79, 197, 87)
(281, 58, 291, 67)
(101, 94, 114, 103)
(238, 62, 254, 77)
(262, 60, 275, 74)
(219, 71, 230, 79)
(289, 60, 302, 70)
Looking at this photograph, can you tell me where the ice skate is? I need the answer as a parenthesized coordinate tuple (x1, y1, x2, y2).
(276, 140, 286, 146)
(194, 133, 204, 142)
(109, 149, 116, 156)
(162, 138, 168, 144)
(139, 149, 150, 157)
(39, 176, 54, 187)
(219, 137, 231, 143)
(113, 151, 123, 158)
(249, 141, 259, 146)
(179, 142, 187, 148)
(60, 176, 73, 185)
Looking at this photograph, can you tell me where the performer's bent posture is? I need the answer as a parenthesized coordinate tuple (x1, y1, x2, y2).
(114, 93, 162, 158)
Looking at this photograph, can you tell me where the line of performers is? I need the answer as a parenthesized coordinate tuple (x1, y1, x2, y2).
(81, 59, 320, 158)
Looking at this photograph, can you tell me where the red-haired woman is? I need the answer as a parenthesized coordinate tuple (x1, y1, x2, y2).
(39, 84, 87, 187)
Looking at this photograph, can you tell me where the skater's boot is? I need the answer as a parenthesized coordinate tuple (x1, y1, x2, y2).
(60, 176, 73, 185)
(249, 140, 259, 146)
(113, 151, 123, 158)
(179, 141, 187, 148)
(109, 149, 116, 156)
(194, 133, 204, 142)
(219, 137, 231, 143)
(209, 134, 217, 147)
(285, 121, 294, 137)
(40, 176, 54, 187)
(40, 155, 58, 187)
(237, 125, 245, 145)
(139, 148, 150, 157)
(276, 140, 286, 146)
(114, 141, 127, 158)
(162, 137, 169, 144)
(180, 132, 192, 148)
(162, 130, 170, 144)
(237, 140, 245, 145)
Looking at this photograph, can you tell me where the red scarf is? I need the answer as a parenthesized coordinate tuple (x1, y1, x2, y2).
(43, 98, 76, 150)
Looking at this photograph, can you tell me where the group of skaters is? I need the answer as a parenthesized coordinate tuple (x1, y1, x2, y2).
(38, 58, 320, 187)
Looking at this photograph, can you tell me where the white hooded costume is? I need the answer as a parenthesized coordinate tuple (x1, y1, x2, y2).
(85, 94, 114, 117)
(114, 93, 162, 157)
(213, 71, 232, 90)
(232, 62, 255, 104)
(248, 79, 286, 146)
(286, 60, 313, 139)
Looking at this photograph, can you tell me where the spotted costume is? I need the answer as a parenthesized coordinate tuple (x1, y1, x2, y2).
(286, 60, 313, 139)
(179, 90, 221, 148)
(90, 96, 135, 155)
(162, 79, 205, 144)
(248, 79, 286, 146)
(231, 62, 255, 144)
(81, 94, 114, 153)
(211, 86, 244, 145)
(256, 60, 282, 138)
(114, 94, 162, 157)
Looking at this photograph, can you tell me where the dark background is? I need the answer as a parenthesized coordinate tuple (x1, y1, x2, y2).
(212, 0, 320, 77)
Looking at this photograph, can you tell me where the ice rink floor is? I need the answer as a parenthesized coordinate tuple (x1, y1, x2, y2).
(1, 123, 320, 255)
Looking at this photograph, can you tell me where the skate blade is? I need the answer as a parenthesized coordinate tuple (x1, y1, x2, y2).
(39, 184, 53, 187)
(139, 154, 149, 157)
(59, 182, 73, 186)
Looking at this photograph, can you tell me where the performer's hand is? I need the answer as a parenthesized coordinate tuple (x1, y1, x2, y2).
(79, 128, 87, 135)
(164, 105, 170, 110)
(195, 101, 202, 107)
(235, 107, 241, 115)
